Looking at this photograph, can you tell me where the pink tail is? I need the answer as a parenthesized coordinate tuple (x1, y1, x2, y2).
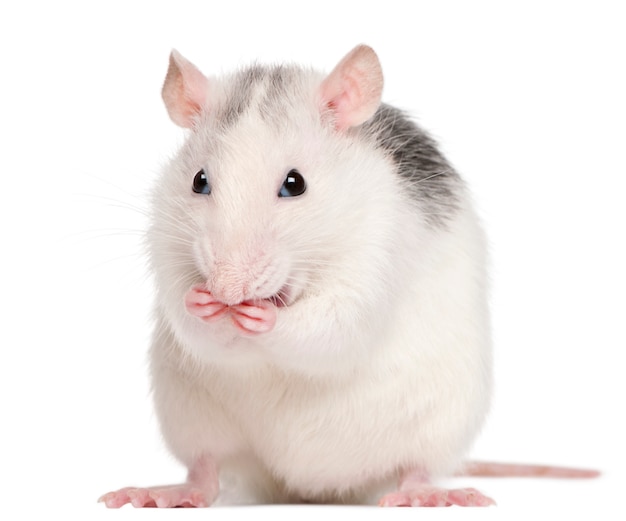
(459, 461, 600, 479)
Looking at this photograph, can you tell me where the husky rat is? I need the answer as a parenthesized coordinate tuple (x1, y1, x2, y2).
(100, 45, 598, 508)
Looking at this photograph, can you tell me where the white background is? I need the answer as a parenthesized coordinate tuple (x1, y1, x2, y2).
(1, 1, 623, 519)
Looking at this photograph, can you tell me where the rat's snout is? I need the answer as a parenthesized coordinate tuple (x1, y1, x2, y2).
(195, 236, 292, 308)
(208, 259, 251, 306)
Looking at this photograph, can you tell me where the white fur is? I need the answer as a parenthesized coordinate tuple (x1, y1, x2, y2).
(147, 55, 491, 504)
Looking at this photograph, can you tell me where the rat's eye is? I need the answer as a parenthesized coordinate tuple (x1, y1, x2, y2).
(278, 169, 306, 197)
(192, 169, 211, 195)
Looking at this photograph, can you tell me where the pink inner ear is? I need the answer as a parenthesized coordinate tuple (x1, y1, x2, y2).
(162, 50, 210, 128)
(320, 45, 384, 131)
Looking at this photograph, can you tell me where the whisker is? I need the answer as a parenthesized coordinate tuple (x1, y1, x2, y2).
(77, 194, 150, 218)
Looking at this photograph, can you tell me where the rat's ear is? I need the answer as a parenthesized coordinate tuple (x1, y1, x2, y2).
(319, 45, 383, 131)
(162, 50, 209, 128)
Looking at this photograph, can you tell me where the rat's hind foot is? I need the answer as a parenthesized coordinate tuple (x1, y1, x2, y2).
(378, 469, 495, 507)
(99, 484, 211, 508)
(379, 485, 495, 507)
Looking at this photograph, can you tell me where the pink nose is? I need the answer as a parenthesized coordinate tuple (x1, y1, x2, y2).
(208, 262, 250, 306)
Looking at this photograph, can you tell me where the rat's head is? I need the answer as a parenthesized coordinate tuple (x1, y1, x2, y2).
(149, 46, 405, 367)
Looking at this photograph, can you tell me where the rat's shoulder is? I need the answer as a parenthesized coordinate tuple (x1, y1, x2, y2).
(361, 103, 463, 227)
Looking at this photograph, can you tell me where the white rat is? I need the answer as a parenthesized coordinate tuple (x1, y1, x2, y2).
(100, 45, 598, 508)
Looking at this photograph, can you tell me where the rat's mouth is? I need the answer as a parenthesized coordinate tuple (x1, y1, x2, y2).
(266, 286, 292, 308)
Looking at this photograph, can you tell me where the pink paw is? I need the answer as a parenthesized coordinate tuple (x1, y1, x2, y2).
(184, 285, 276, 334)
(379, 486, 495, 507)
(230, 300, 276, 334)
(185, 286, 229, 322)
(99, 484, 210, 508)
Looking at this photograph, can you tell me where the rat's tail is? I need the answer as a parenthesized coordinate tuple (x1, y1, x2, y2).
(459, 461, 600, 479)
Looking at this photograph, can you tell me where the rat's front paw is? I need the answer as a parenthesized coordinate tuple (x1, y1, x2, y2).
(184, 286, 229, 322)
(231, 300, 277, 334)
(184, 286, 276, 334)
(99, 484, 211, 508)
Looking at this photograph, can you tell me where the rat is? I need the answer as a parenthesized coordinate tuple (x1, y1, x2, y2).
(99, 45, 598, 508)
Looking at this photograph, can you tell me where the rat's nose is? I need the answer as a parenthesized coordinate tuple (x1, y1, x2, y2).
(208, 261, 250, 306)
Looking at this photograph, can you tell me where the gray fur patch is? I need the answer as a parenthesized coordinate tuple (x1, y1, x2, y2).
(256, 65, 308, 129)
(265, 65, 292, 104)
(219, 65, 267, 127)
(363, 104, 461, 227)
(216, 65, 302, 129)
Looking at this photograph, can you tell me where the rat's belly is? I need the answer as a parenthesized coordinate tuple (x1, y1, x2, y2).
(230, 357, 489, 498)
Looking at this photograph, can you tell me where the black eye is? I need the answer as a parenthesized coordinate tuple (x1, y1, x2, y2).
(278, 169, 306, 197)
(192, 169, 211, 195)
